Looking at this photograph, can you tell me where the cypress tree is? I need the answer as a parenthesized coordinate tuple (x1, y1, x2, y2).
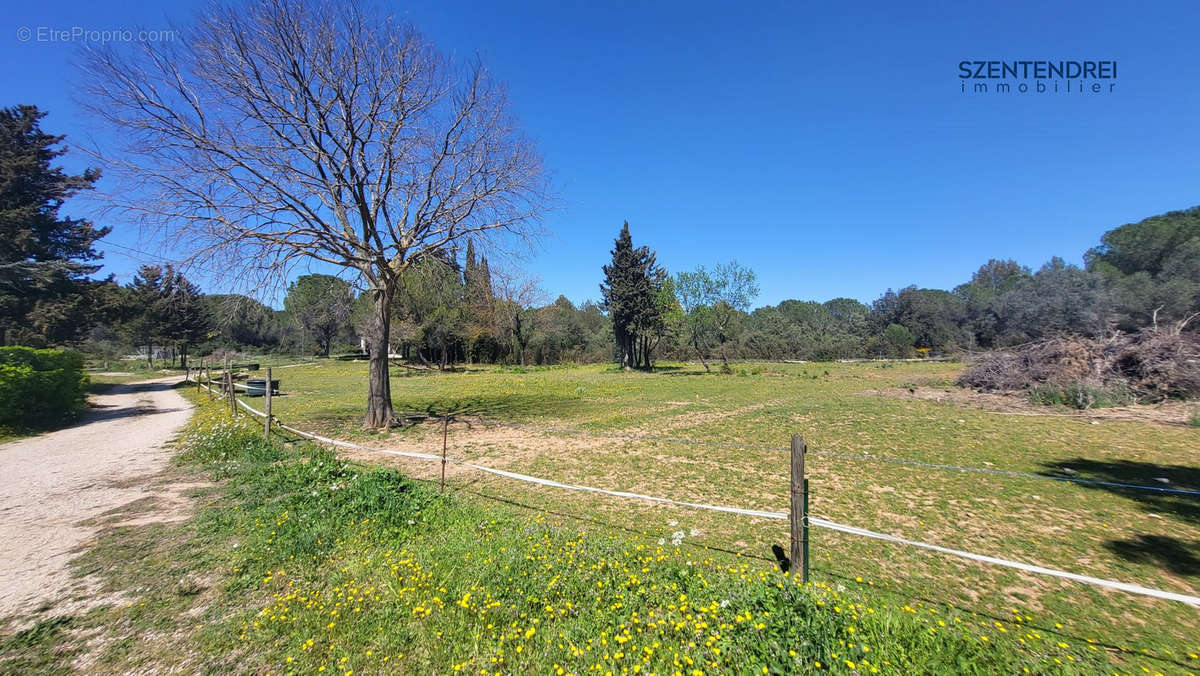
(600, 222, 665, 369)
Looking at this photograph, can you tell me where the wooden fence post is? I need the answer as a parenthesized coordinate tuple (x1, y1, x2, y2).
(264, 367, 273, 440)
(790, 434, 809, 583)
(206, 366, 213, 400)
(440, 416, 448, 493)
(227, 359, 237, 417)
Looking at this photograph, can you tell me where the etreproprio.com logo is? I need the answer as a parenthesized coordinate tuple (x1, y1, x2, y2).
(958, 60, 1117, 95)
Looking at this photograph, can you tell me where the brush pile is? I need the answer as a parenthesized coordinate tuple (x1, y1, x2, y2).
(960, 331, 1200, 406)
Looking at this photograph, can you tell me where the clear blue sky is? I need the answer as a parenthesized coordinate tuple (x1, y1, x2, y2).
(4, 0, 1200, 308)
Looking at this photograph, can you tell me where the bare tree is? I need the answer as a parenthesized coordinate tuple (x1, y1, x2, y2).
(492, 267, 546, 367)
(81, 0, 552, 426)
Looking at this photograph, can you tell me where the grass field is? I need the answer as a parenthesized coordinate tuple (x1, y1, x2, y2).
(223, 358, 1200, 669)
(2, 395, 1153, 674)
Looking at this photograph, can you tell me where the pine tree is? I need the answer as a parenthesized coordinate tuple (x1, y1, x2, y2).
(161, 267, 210, 368)
(123, 266, 168, 366)
(283, 274, 353, 357)
(123, 265, 209, 367)
(0, 105, 111, 346)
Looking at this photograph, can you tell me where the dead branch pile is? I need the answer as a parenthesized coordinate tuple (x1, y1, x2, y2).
(960, 331, 1200, 402)
(1112, 331, 1200, 401)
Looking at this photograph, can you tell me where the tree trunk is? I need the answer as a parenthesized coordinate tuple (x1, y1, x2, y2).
(693, 339, 711, 372)
(416, 348, 436, 369)
(147, 340, 153, 368)
(365, 290, 395, 428)
(180, 343, 188, 370)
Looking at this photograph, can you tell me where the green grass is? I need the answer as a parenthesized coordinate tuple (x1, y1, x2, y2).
(0, 616, 78, 673)
(247, 360, 1200, 667)
(3, 398, 1156, 673)
(1029, 382, 1135, 409)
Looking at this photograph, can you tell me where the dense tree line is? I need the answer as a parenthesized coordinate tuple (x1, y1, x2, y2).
(47, 209, 1200, 369)
(5, 105, 1198, 369)
(588, 211, 1200, 366)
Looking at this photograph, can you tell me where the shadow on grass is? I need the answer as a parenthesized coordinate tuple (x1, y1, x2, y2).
(1038, 458, 1200, 526)
(1105, 535, 1200, 577)
(287, 391, 584, 430)
(396, 393, 583, 423)
(1040, 457, 1200, 576)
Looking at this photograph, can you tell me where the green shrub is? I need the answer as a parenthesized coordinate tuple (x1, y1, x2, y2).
(1028, 381, 1133, 410)
(0, 347, 88, 427)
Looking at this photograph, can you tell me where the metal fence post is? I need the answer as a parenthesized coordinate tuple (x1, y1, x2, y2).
(441, 416, 449, 493)
(790, 434, 809, 582)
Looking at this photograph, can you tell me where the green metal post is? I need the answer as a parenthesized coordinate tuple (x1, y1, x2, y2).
(802, 478, 810, 583)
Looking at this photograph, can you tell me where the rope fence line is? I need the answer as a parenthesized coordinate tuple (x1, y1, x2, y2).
(451, 415, 1200, 497)
(190, 375, 1200, 607)
(195, 365, 1200, 496)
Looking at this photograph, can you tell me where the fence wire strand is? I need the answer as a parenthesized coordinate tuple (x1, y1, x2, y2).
(450, 415, 1200, 497)
(191, 375, 1200, 607)
(199, 372, 1200, 496)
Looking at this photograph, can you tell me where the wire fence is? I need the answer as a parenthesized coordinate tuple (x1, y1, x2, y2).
(203, 363, 1200, 496)
(450, 415, 1200, 496)
(188, 370, 1200, 607)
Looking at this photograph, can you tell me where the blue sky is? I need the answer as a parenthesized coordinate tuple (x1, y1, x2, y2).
(4, 0, 1200, 308)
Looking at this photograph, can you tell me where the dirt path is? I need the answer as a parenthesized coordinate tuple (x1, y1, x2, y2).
(0, 378, 193, 621)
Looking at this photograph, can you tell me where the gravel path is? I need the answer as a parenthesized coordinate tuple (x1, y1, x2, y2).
(0, 378, 193, 620)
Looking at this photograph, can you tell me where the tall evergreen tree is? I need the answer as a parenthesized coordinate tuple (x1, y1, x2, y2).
(283, 274, 354, 357)
(0, 105, 111, 346)
(600, 222, 665, 369)
(123, 265, 169, 366)
(161, 267, 210, 368)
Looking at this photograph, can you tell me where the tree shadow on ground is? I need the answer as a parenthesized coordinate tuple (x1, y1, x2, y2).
(1039, 458, 1200, 576)
(1105, 535, 1200, 576)
(392, 392, 583, 425)
(1038, 457, 1200, 526)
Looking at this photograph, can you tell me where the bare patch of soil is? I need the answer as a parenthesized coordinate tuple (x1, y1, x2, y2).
(861, 386, 1195, 426)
